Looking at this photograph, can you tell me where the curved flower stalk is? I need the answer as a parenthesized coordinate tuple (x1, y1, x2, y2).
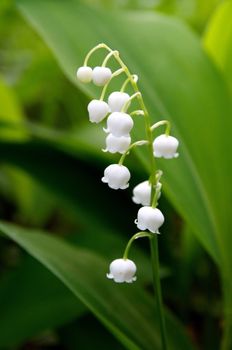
(76, 43, 180, 350)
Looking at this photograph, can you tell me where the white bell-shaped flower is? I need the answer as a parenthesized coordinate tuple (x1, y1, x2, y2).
(153, 134, 179, 159)
(92, 66, 112, 86)
(87, 100, 110, 123)
(107, 258, 137, 283)
(132, 181, 151, 206)
(102, 164, 130, 190)
(108, 91, 130, 112)
(76, 66, 92, 83)
(104, 112, 134, 137)
(135, 206, 164, 233)
(103, 134, 131, 154)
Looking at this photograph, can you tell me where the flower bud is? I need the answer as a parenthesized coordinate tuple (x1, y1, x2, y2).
(76, 66, 92, 83)
(104, 112, 134, 137)
(108, 91, 130, 112)
(102, 164, 130, 190)
(132, 180, 151, 206)
(107, 258, 137, 283)
(92, 67, 112, 86)
(87, 100, 110, 123)
(153, 134, 179, 159)
(104, 134, 131, 154)
(135, 206, 164, 233)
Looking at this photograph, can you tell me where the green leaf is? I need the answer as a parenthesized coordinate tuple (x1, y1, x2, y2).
(16, 0, 232, 270)
(0, 221, 195, 350)
(204, 0, 232, 94)
(0, 255, 85, 347)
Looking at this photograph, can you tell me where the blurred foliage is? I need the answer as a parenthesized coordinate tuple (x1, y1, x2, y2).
(0, 0, 231, 349)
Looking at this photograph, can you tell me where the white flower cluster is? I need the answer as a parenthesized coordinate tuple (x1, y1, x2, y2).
(77, 46, 180, 284)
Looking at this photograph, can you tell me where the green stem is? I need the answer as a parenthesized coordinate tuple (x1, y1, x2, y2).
(150, 235, 168, 350)
(102, 50, 119, 67)
(150, 120, 171, 135)
(123, 231, 152, 259)
(121, 74, 138, 92)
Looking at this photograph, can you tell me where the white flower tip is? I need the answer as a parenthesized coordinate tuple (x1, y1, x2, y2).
(88, 100, 110, 123)
(76, 66, 92, 83)
(132, 180, 151, 206)
(102, 164, 130, 190)
(92, 66, 112, 86)
(108, 91, 130, 112)
(153, 134, 179, 159)
(104, 134, 131, 154)
(101, 177, 107, 183)
(107, 258, 137, 284)
(121, 184, 129, 190)
(127, 276, 137, 283)
(106, 112, 134, 137)
(133, 74, 138, 83)
(135, 206, 164, 234)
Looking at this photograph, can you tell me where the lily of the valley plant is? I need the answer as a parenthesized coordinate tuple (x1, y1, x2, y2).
(77, 43, 179, 350)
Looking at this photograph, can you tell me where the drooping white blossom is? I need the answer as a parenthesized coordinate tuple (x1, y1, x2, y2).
(108, 91, 130, 112)
(102, 164, 130, 190)
(153, 134, 179, 159)
(92, 67, 112, 86)
(107, 258, 137, 283)
(76, 66, 92, 83)
(104, 112, 134, 137)
(103, 134, 131, 154)
(135, 206, 164, 233)
(132, 181, 151, 206)
(87, 100, 110, 123)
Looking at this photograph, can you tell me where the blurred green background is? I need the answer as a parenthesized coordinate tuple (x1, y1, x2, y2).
(0, 0, 232, 349)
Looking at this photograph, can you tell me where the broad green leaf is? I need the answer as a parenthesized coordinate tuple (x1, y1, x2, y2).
(0, 256, 85, 347)
(16, 0, 232, 271)
(0, 221, 195, 350)
(204, 0, 232, 94)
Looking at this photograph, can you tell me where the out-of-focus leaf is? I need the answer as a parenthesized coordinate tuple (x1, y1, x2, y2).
(4, 166, 55, 225)
(0, 255, 85, 347)
(204, 0, 232, 94)
(0, 77, 26, 139)
(0, 221, 195, 350)
(0, 78, 54, 225)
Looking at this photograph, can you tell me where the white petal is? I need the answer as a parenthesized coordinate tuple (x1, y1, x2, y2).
(92, 67, 112, 86)
(76, 66, 92, 83)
